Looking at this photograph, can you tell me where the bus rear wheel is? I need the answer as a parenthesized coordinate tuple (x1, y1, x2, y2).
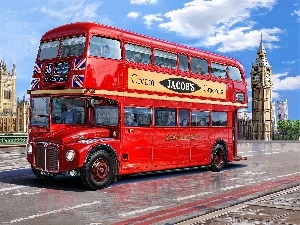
(210, 144, 226, 172)
(80, 150, 114, 190)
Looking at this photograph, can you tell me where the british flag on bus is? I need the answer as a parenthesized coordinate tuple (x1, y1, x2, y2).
(31, 78, 40, 89)
(72, 75, 84, 88)
(34, 62, 42, 74)
(74, 58, 86, 70)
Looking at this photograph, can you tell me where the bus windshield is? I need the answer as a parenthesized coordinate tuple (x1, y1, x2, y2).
(52, 97, 85, 124)
(39, 36, 86, 60)
(30, 97, 50, 127)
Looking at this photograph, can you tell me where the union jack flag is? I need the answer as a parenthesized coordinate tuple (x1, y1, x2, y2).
(34, 62, 42, 74)
(31, 78, 40, 89)
(74, 58, 86, 70)
(72, 75, 84, 88)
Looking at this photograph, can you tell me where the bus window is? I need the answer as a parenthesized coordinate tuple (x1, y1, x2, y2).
(178, 54, 189, 72)
(30, 97, 50, 126)
(154, 108, 176, 126)
(39, 41, 60, 60)
(228, 66, 242, 81)
(191, 57, 208, 75)
(94, 105, 119, 126)
(179, 109, 189, 126)
(52, 98, 84, 124)
(154, 50, 176, 69)
(124, 107, 151, 126)
(212, 112, 227, 126)
(61, 36, 86, 57)
(89, 36, 121, 60)
(191, 111, 209, 126)
(125, 44, 151, 64)
(211, 63, 226, 79)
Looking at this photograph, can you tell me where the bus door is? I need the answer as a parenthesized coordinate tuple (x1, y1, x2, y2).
(121, 108, 152, 173)
(152, 109, 178, 170)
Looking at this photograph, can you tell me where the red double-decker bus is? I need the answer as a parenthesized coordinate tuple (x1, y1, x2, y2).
(26, 22, 247, 190)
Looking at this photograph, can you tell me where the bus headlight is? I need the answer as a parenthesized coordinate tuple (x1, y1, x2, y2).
(26, 144, 33, 154)
(66, 150, 75, 161)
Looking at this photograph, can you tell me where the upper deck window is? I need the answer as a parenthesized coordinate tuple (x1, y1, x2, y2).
(191, 57, 208, 75)
(211, 63, 226, 79)
(125, 44, 151, 64)
(178, 54, 189, 72)
(62, 36, 85, 57)
(89, 36, 121, 60)
(228, 66, 242, 81)
(39, 41, 60, 60)
(154, 50, 176, 69)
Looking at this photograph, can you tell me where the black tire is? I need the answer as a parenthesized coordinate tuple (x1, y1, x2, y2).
(80, 150, 114, 190)
(31, 166, 55, 179)
(210, 144, 226, 172)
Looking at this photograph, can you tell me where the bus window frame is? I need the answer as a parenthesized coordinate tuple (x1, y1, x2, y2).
(124, 106, 152, 127)
(89, 35, 122, 60)
(124, 43, 152, 65)
(211, 62, 227, 79)
(211, 111, 228, 127)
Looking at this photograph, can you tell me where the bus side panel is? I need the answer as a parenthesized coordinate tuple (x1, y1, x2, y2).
(190, 128, 211, 166)
(210, 127, 230, 155)
(152, 128, 178, 171)
(177, 127, 191, 168)
(120, 127, 152, 174)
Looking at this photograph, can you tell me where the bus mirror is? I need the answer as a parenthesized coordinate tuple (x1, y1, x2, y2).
(87, 98, 96, 108)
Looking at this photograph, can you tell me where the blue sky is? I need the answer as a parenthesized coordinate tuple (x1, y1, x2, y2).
(0, 0, 299, 120)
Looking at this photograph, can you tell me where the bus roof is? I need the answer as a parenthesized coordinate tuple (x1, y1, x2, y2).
(42, 22, 243, 67)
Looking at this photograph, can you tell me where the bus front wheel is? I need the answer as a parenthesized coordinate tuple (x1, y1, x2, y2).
(210, 144, 226, 172)
(80, 150, 114, 190)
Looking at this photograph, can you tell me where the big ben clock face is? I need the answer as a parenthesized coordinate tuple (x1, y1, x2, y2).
(265, 74, 271, 83)
(253, 74, 260, 83)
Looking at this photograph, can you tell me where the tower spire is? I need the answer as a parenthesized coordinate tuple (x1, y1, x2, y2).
(250, 34, 273, 140)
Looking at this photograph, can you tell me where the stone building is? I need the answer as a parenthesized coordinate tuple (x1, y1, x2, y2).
(250, 35, 273, 140)
(0, 60, 29, 133)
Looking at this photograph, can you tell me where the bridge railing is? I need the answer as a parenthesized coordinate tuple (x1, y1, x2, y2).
(0, 133, 27, 147)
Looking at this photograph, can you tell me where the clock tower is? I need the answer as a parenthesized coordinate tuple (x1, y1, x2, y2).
(251, 35, 272, 140)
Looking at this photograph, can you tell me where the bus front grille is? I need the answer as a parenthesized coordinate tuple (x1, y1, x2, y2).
(35, 143, 59, 172)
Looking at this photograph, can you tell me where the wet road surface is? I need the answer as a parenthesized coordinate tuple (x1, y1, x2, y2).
(0, 141, 299, 224)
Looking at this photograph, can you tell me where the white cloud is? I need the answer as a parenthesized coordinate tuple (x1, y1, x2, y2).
(198, 27, 282, 52)
(0, 10, 41, 65)
(131, 0, 158, 5)
(143, 14, 163, 28)
(246, 72, 300, 97)
(272, 72, 300, 91)
(248, 97, 252, 104)
(282, 59, 300, 64)
(291, 9, 300, 22)
(127, 12, 141, 19)
(272, 91, 280, 99)
(152, 0, 281, 52)
(37, 0, 103, 23)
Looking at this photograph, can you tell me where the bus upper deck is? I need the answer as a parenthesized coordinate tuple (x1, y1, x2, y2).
(30, 22, 247, 107)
